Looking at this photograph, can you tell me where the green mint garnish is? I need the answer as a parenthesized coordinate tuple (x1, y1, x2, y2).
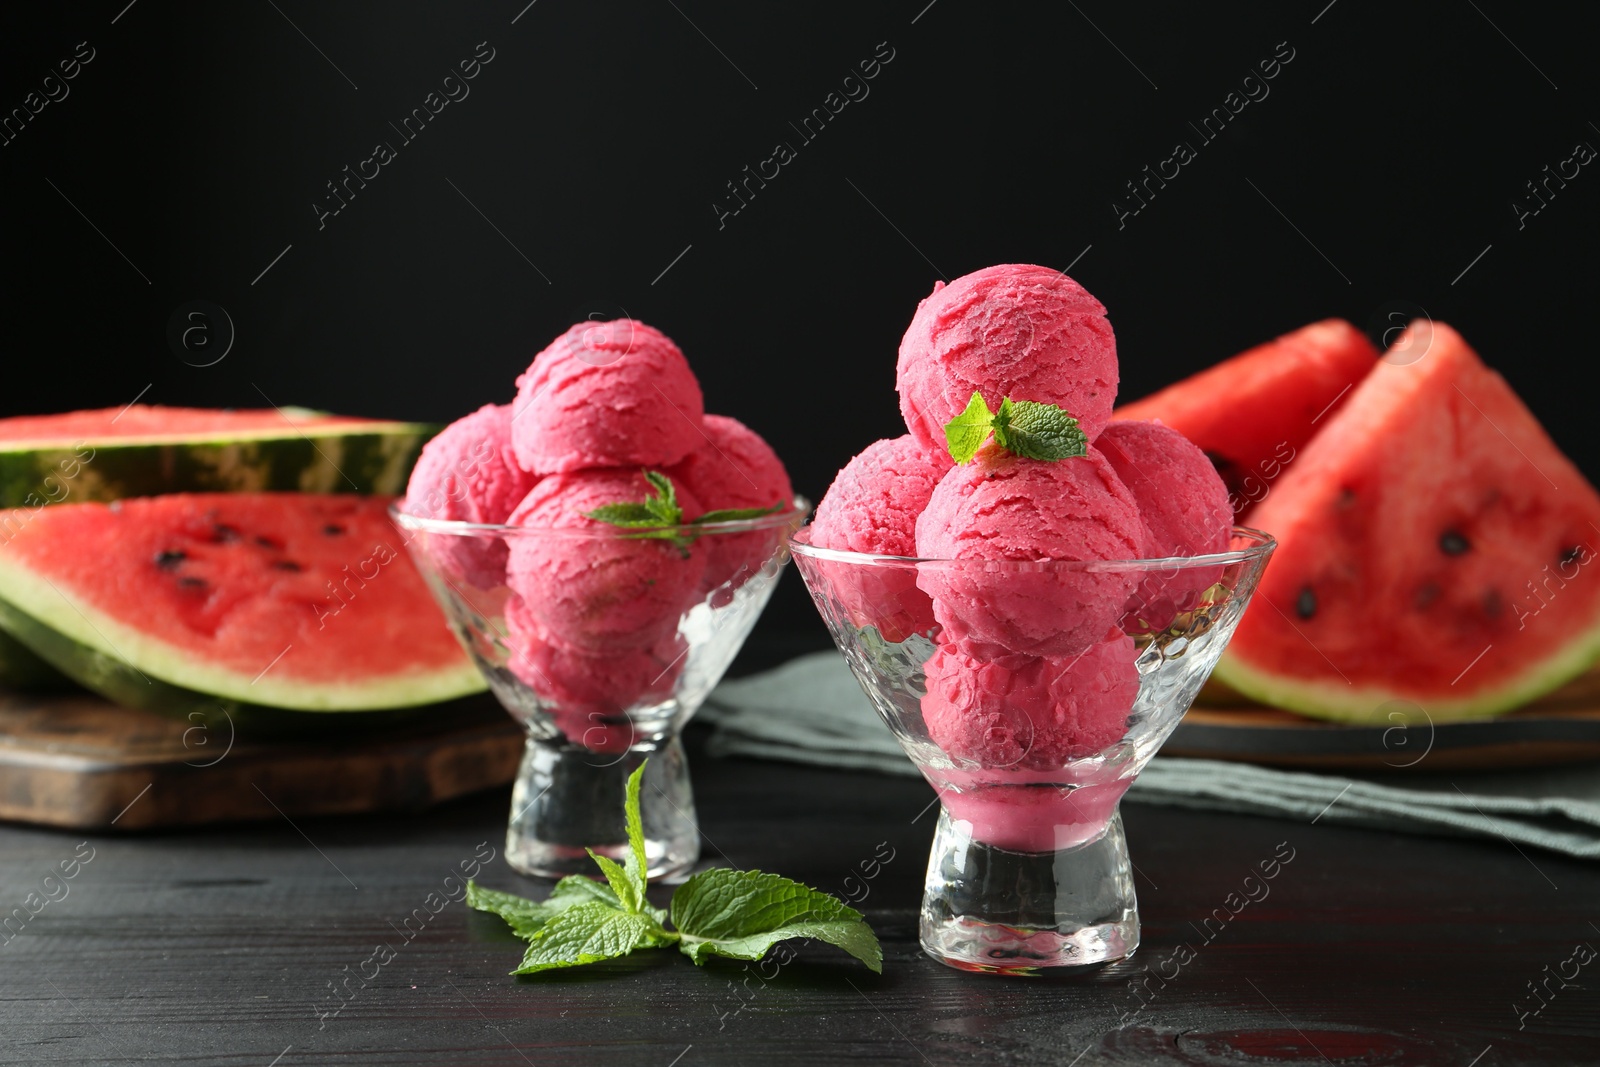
(943, 391, 996, 464)
(693, 502, 785, 524)
(941, 391, 1087, 464)
(585, 470, 695, 555)
(671, 868, 883, 969)
(991, 397, 1088, 461)
(466, 762, 882, 976)
(585, 470, 685, 529)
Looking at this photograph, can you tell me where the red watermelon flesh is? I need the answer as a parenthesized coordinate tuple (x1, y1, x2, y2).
(0, 494, 482, 710)
(1216, 321, 1600, 722)
(1114, 320, 1377, 515)
(0, 405, 393, 445)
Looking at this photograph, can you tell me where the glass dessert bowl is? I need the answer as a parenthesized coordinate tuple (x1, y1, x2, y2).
(791, 526, 1275, 974)
(394, 499, 809, 881)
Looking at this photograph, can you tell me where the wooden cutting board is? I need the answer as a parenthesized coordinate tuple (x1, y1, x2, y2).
(1169, 667, 1600, 770)
(0, 690, 525, 830)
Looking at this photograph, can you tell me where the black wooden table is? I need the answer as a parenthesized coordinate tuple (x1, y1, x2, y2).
(3, 727, 1597, 1066)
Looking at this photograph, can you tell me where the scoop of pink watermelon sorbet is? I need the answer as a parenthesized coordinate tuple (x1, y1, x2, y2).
(915, 445, 1146, 657)
(668, 414, 794, 591)
(1097, 419, 1232, 630)
(505, 595, 685, 753)
(402, 403, 540, 587)
(806, 435, 951, 641)
(811, 435, 951, 555)
(896, 265, 1118, 452)
(505, 468, 707, 652)
(920, 632, 1139, 769)
(919, 631, 1141, 851)
(511, 319, 705, 475)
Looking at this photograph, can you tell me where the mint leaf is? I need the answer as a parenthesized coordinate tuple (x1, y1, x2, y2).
(693, 503, 785, 524)
(642, 470, 682, 525)
(582, 764, 670, 925)
(466, 877, 618, 938)
(585, 470, 685, 529)
(991, 398, 1087, 461)
(671, 868, 882, 973)
(943, 391, 995, 464)
(512, 902, 673, 975)
(472, 759, 883, 980)
(586, 502, 660, 526)
(589, 853, 645, 916)
(623, 762, 649, 891)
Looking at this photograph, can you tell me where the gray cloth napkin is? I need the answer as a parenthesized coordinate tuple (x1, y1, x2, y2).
(703, 652, 1600, 860)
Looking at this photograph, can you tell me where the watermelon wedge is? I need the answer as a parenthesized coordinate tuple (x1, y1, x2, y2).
(0, 493, 484, 727)
(1115, 320, 1377, 515)
(0, 405, 437, 508)
(1216, 321, 1600, 722)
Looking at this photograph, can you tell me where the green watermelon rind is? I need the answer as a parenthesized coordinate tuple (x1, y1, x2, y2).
(1214, 620, 1600, 724)
(0, 422, 437, 509)
(0, 626, 76, 691)
(0, 553, 487, 727)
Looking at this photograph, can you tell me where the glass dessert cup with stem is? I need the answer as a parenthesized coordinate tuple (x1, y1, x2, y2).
(393, 499, 809, 882)
(790, 527, 1274, 975)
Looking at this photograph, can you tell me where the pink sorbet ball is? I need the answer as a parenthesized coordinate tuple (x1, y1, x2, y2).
(402, 403, 540, 588)
(505, 595, 685, 753)
(806, 435, 952, 641)
(920, 632, 1140, 770)
(511, 319, 705, 475)
(915, 445, 1146, 657)
(896, 265, 1118, 452)
(667, 414, 794, 591)
(811, 435, 951, 555)
(505, 468, 707, 652)
(1097, 420, 1232, 631)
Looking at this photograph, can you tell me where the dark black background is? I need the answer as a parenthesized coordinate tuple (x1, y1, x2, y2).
(3, 1, 1595, 649)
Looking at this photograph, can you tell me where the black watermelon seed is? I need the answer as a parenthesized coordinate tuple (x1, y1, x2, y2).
(1415, 583, 1441, 609)
(323, 524, 346, 536)
(213, 524, 240, 543)
(1295, 586, 1317, 619)
(178, 576, 207, 590)
(1483, 589, 1504, 618)
(154, 550, 186, 568)
(271, 560, 304, 572)
(1336, 489, 1356, 510)
(1561, 545, 1585, 567)
(1440, 529, 1470, 555)
(255, 535, 283, 549)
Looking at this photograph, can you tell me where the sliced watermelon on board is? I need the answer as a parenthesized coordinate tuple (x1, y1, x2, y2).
(0, 405, 437, 508)
(0, 493, 484, 729)
(1215, 321, 1600, 723)
(1115, 320, 1377, 515)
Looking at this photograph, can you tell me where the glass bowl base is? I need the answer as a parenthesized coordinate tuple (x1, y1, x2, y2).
(918, 805, 1139, 975)
(919, 913, 1139, 974)
(503, 733, 700, 881)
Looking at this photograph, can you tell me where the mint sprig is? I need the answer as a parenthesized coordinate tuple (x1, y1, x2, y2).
(585, 471, 788, 555)
(586, 470, 685, 529)
(466, 762, 882, 976)
(942, 391, 1087, 464)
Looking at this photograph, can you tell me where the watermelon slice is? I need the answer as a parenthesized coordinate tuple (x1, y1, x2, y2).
(1115, 320, 1377, 515)
(1216, 321, 1600, 722)
(0, 405, 437, 508)
(0, 493, 484, 727)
